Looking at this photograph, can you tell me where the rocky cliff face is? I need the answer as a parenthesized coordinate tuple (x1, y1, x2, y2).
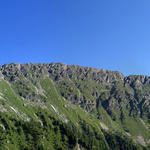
(0, 63, 124, 82)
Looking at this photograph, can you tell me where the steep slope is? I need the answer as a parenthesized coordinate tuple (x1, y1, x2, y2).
(0, 63, 150, 149)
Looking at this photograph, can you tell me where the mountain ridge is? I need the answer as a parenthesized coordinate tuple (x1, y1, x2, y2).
(1, 62, 150, 79)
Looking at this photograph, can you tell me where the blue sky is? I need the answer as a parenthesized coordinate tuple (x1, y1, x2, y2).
(0, 0, 150, 76)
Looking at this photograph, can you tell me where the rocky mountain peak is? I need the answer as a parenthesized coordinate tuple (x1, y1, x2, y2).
(0, 62, 125, 84)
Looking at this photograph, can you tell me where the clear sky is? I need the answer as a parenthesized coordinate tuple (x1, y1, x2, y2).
(0, 0, 150, 76)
